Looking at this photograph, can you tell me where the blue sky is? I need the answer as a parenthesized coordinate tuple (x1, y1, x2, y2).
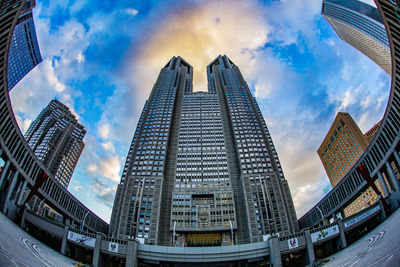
(10, 0, 389, 222)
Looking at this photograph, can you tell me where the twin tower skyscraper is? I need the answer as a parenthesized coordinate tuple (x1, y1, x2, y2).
(110, 56, 298, 246)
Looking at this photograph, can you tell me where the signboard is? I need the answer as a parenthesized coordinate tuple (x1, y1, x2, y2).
(108, 242, 119, 253)
(68, 231, 96, 247)
(287, 238, 298, 249)
(344, 206, 380, 228)
(311, 225, 339, 243)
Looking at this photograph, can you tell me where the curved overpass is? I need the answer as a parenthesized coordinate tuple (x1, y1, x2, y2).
(0, 0, 108, 233)
(299, 0, 400, 229)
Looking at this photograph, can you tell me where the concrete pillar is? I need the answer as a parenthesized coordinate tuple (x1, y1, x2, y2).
(16, 180, 27, 205)
(2, 170, 18, 214)
(92, 234, 102, 267)
(125, 239, 139, 267)
(385, 161, 400, 191)
(61, 225, 70, 256)
(304, 229, 315, 266)
(379, 198, 387, 221)
(392, 151, 400, 174)
(268, 236, 282, 267)
(337, 219, 347, 249)
(20, 205, 27, 229)
(0, 161, 10, 189)
(377, 171, 390, 197)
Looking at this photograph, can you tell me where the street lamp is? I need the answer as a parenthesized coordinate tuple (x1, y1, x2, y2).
(229, 219, 234, 245)
(172, 221, 176, 246)
(316, 206, 325, 225)
(81, 211, 89, 231)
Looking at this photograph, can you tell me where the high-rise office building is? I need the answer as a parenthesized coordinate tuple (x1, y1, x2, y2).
(110, 56, 298, 246)
(318, 112, 385, 217)
(24, 99, 85, 188)
(318, 113, 369, 187)
(7, 0, 42, 90)
(321, 0, 391, 74)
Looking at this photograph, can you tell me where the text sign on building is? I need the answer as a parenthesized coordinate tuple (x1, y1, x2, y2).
(108, 242, 119, 253)
(311, 225, 339, 243)
(68, 231, 96, 247)
(288, 237, 298, 249)
(344, 206, 380, 228)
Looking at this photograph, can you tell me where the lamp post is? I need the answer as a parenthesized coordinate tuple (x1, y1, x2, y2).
(316, 206, 325, 225)
(172, 221, 176, 246)
(81, 211, 89, 231)
(229, 219, 234, 245)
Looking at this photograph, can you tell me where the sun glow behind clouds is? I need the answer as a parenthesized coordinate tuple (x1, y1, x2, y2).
(126, 0, 271, 93)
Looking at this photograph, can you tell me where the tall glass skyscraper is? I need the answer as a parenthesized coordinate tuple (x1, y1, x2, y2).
(110, 56, 298, 246)
(24, 99, 86, 188)
(321, 0, 391, 74)
(7, 0, 42, 90)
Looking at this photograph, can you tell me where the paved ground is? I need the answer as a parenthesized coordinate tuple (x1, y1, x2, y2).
(0, 212, 78, 267)
(323, 207, 400, 267)
(1, 208, 400, 267)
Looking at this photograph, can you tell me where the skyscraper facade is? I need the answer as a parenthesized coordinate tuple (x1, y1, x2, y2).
(24, 99, 85, 188)
(110, 56, 298, 246)
(321, 0, 391, 74)
(318, 113, 369, 187)
(318, 112, 385, 217)
(7, 0, 42, 90)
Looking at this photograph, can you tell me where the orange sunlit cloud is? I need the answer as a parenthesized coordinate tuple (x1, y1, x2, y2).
(126, 0, 271, 95)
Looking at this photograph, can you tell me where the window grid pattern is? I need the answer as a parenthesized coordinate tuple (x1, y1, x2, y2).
(24, 99, 85, 188)
(7, 10, 42, 90)
(172, 92, 237, 235)
(209, 56, 298, 241)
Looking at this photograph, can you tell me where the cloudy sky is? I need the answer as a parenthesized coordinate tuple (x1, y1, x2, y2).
(10, 0, 389, 222)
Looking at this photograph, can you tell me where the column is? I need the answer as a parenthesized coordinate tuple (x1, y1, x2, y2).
(61, 225, 70, 255)
(304, 229, 315, 266)
(0, 161, 10, 189)
(385, 161, 400, 191)
(268, 236, 282, 267)
(393, 151, 400, 173)
(92, 234, 102, 267)
(16, 180, 27, 205)
(378, 198, 387, 221)
(337, 219, 347, 249)
(20, 205, 27, 229)
(391, 152, 400, 187)
(377, 171, 389, 197)
(125, 239, 139, 267)
(2, 170, 18, 213)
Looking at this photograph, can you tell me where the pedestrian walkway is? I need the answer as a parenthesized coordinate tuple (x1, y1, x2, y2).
(323, 208, 400, 266)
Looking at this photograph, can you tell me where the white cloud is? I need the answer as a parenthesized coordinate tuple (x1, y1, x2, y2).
(90, 183, 117, 207)
(76, 52, 85, 63)
(86, 155, 121, 182)
(73, 185, 83, 191)
(98, 124, 111, 139)
(101, 141, 116, 153)
(126, 8, 138, 16)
